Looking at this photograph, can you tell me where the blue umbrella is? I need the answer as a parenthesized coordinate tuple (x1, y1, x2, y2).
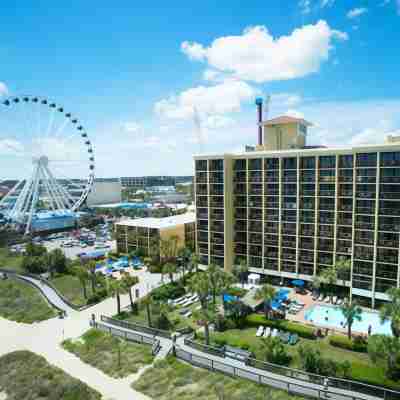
(292, 279, 305, 287)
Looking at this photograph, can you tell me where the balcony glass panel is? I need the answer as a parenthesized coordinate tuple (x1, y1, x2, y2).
(264, 259, 279, 270)
(195, 160, 207, 171)
(283, 157, 297, 170)
(356, 153, 377, 168)
(300, 157, 316, 169)
(210, 196, 224, 208)
(375, 278, 397, 294)
(352, 275, 373, 290)
(249, 196, 262, 208)
(319, 169, 335, 182)
(282, 261, 296, 272)
(209, 171, 224, 183)
(339, 154, 353, 168)
(354, 246, 374, 261)
(249, 158, 262, 170)
(299, 250, 314, 263)
(234, 159, 246, 171)
(377, 248, 399, 264)
(265, 158, 279, 170)
(210, 159, 223, 170)
(249, 171, 262, 182)
(249, 256, 262, 268)
(376, 264, 398, 280)
(380, 152, 400, 167)
(339, 169, 353, 182)
(299, 263, 314, 275)
(319, 156, 336, 169)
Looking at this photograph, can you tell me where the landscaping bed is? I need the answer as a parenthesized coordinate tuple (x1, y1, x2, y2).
(0, 350, 101, 400)
(132, 355, 301, 400)
(62, 328, 154, 378)
(195, 325, 400, 390)
(0, 278, 57, 323)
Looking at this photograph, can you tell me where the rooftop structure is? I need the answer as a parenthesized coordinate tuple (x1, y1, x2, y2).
(116, 212, 195, 229)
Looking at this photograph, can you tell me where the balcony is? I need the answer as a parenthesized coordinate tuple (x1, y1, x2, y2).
(266, 252, 279, 259)
(380, 208, 400, 216)
(211, 222, 224, 232)
(319, 218, 335, 224)
(355, 237, 374, 246)
(380, 192, 400, 200)
(378, 239, 397, 248)
(356, 191, 376, 199)
(249, 188, 263, 196)
(319, 190, 335, 197)
(356, 207, 375, 215)
(211, 236, 224, 245)
(210, 212, 224, 221)
(338, 205, 353, 212)
(233, 172, 247, 182)
(211, 248, 224, 257)
(265, 239, 279, 246)
(210, 199, 224, 208)
(249, 235, 263, 245)
(248, 222, 262, 232)
(337, 247, 352, 254)
(380, 223, 400, 231)
(265, 227, 279, 234)
(300, 254, 314, 262)
(355, 222, 374, 230)
(197, 212, 208, 220)
(338, 219, 353, 226)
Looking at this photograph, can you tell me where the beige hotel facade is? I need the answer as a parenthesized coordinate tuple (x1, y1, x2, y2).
(194, 116, 400, 308)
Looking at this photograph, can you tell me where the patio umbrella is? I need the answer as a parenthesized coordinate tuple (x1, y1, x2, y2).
(292, 279, 305, 287)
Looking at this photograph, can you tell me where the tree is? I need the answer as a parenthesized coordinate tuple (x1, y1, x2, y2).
(21, 255, 47, 274)
(260, 336, 291, 366)
(25, 241, 47, 257)
(48, 248, 67, 275)
(233, 258, 248, 288)
(255, 284, 276, 319)
(190, 253, 200, 273)
(207, 263, 223, 306)
(336, 259, 351, 286)
(193, 305, 217, 345)
(109, 278, 125, 315)
(122, 274, 139, 311)
(319, 266, 337, 297)
(74, 265, 89, 300)
(189, 272, 211, 310)
(368, 335, 400, 379)
(340, 299, 362, 339)
(87, 261, 97, 293)
(163, 262, 177, 283)
(141, 295, 153, 327)
(380, 287, 400, 337)
(178, 247, 191, 284)
(219, 272, 236, 305)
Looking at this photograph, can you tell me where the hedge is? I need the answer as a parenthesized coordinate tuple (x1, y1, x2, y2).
(246, 314, 316, 339)
(329, 335, 368, 353)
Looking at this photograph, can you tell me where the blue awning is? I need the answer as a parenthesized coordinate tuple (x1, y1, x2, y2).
(292, 279, 305, 287)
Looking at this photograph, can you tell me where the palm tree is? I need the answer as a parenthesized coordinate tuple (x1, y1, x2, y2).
(190, 253, 200, 273)
(336, 259, 351, 286)
(193, 305, 216, 345)
(121, 274, 139, 311)
(109, 278, 125, 315)
(219, 272, 236, 305)
(255, 284, 277, 319)
(87, 261, 97, 293)
(74, 265, 89, 300)
(163, 262, 177, 283)
(207, 263, 223, 305)
(233, 258, 248, 288)
(340, 299, 362, 339)
(380, 288, 400, 337)
(320, 266, 337, 297)
(189, 272, 210, 310)
(141, 295, 153, 327)
(160, 237, 172, 263)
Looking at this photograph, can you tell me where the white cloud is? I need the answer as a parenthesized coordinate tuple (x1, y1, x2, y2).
(154, 79, 256, 120)
(122, 121, 141, 134)
(285, 109, 305, 119)
(0, 139, 24, 155)
(181, 21, 348, 83)
(272, 93, 303, 107)
(299, 0, 312, 14)
(204, 115, 235, 129)
(347, 7, 368, 19)
(0, 82, 9, 97)
(320, 0, 335, 7)
(142, 135, 161, 147)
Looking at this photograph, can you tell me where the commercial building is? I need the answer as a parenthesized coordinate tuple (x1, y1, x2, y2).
(86, 178, 122, 206)
(194, 113, 400, 307)
(115, 212, 196, 256)
(120, 176, 193, 190)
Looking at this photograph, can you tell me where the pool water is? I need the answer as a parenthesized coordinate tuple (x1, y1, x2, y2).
(304, 305, 392, 335)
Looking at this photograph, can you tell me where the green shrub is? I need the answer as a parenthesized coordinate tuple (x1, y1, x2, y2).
(261, 336, 291, 366)
(225, 287, 247, 298)
(152, 282, 185, 302)
(214, 337, 227, 347)
(329, 335, 367, 353)
(246, 314, 315, 339)
(149, 264, 163, 274)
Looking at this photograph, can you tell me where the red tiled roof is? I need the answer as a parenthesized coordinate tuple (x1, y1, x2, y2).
(263, 116, 312, 126)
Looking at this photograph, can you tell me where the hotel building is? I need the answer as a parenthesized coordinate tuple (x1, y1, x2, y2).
(194, 115, 400, 307)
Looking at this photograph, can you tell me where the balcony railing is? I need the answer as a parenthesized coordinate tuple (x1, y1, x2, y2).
(380, 224, 400, 231)
(339, 191, 353, 197)
(356, 208, 375, 215)
(337, 247, 352, 254)
(380, 192, 400, 199)
(356, 192, 376, 199)
(355, 238, 374, 245)
(378, 239, 397, 247)
(300, 255, 314, 262)
(338, 219, 353, 226)
(380, 208, 400, 216)
(355, 222, 375, 230)
(197, 213, 208, 220)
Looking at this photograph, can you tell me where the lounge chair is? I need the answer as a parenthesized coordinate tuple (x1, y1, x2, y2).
(312, 293, 319, 301)
(264, 327, 271, 337)
(184, 311, 192, 318)
(271, 328, 278, 337)
(317, 294, 324, 302)
(256, 326, 264, 337)
(325, 296, 331, 303)
(336, 298, 343, 305)
(332, 296, 337, 304)
(289, 333, 299, 345)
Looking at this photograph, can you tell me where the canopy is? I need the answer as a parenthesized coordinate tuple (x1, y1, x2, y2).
(292, 279, 305, 287)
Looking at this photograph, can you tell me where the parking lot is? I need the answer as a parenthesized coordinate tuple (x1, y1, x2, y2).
(44, 238, 116, 260)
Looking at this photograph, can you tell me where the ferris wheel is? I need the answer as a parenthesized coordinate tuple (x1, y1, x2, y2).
(0, 95, 95, 234)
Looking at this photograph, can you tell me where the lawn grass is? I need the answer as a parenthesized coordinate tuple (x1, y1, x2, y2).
(133, 355, 301, 400)
(50, 274, 94, 307)
(0, 350, 101, 400)
(62, 328, 154, 378)
(0, 278, 57, 323)
(206, 327, 400, 390)
(0, 247, 23, 272)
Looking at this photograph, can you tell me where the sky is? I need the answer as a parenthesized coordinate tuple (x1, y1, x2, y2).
(1, 0, 400, 178)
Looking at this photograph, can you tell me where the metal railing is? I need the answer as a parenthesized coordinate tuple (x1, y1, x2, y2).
(100, 315, 171, 339)
(91, 320, 161, 355)
(175, 347, 376, 400)
(182, 339, 400, 400)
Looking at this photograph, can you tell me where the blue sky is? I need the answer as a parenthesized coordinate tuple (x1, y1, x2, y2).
(1, 0, 400, 178)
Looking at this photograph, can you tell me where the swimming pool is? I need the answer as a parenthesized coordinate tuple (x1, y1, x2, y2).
(304, 304, 392, 335)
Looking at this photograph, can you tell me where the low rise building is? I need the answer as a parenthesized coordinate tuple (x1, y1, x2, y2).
(115, 212, 195, 256)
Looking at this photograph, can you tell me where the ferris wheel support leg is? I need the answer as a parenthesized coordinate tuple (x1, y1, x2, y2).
(44, 164, 72, 210)
(42, 165, 64, 210)
(25, 164, 41, 235)
(0, 179, 25, 208)
(11, 170, 35, 222)
(41, 169, 57, 211)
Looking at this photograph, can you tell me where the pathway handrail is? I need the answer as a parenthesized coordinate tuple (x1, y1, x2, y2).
(175, 346, 364, 400)
(184, 337, 400, 400)
(100, 315, 171, 339)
